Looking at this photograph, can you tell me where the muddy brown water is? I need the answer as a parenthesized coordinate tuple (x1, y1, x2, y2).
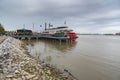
(26, 35, 120, 80)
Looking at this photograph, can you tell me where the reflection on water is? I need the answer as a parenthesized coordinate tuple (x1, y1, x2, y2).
(26, 39, 77, 54)
(25, 35, 120, 80)
(25, 39, 77, 63)
(40, 40, 77, 53)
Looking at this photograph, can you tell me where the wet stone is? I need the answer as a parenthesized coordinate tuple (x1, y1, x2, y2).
(0, 69, 3, 73)
(0, 37, 77, 80)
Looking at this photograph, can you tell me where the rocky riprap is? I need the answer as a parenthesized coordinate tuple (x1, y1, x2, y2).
(0, 36, 7, 44)
(0, 37, 77, 80)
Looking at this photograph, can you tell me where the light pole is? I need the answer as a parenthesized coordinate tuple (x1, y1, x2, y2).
(40, 25, 42, 33)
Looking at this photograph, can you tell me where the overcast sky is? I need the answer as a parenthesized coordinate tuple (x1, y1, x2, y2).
(0, 0, 120, 33)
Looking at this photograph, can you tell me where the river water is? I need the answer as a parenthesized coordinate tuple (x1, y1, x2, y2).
(26, 35, 120, 80)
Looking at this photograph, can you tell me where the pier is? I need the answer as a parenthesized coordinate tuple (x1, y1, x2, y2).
(10, 34, 70, 41)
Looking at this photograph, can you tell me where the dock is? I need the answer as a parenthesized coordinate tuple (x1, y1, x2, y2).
(10, 34, 70, 41)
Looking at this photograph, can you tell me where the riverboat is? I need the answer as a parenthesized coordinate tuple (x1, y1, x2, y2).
(41, 26, 78, 41)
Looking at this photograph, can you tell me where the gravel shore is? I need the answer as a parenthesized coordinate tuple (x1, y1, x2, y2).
(0, 37, 77, 80)
(0, 36, 7, 43)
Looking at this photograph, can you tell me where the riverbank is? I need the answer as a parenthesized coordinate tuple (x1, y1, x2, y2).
(0, 37, 77, 80)
(0, 36, 7, 44)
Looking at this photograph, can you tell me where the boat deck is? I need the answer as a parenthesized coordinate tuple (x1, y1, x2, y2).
(10, 34, 70, 41)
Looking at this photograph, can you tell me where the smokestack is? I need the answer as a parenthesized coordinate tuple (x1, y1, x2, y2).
(45, 22, 47, 30)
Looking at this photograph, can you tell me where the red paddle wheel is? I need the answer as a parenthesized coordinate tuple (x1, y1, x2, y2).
(65, 32, 77, 41)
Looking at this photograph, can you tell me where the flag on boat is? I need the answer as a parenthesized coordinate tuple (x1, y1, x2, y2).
(64, 20, 66, 25)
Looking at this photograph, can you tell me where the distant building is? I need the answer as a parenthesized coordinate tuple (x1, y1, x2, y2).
(5, 30, 17, 36)
(17, 29, 32, 35)
(116, 32, 120, 35)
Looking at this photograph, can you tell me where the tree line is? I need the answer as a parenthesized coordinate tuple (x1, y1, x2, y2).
(0, 23, 5, 34)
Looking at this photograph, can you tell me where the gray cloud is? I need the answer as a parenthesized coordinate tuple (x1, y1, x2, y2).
(0, 0, 120, 33)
